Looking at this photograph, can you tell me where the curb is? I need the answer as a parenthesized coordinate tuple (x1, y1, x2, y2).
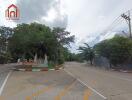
(111, 69, 132, 73)
(119, 70, 132, 73)
(12, 67, 63, 72)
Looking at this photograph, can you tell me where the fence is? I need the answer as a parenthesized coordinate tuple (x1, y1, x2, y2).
(93, 56, 110, 69)
(93, 56, 132, 70)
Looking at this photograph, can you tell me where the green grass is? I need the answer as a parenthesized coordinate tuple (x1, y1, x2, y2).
(48, 61, 55, 69)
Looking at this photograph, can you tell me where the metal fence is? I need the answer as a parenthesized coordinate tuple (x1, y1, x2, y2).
(93, 56, 132, 70)
(93, 56, 110, 69)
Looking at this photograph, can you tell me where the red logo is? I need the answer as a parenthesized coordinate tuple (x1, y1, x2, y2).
(5, 4, 20, 20)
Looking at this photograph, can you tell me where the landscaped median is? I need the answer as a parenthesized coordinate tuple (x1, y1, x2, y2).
(12, 62, 64, 72)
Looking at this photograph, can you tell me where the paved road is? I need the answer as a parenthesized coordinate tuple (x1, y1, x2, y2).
(0, 64, 21, 96)
(0, 64, 13, 73)
(1, 70, 103, 100)
(64, 62, 132, 100)
(1, 62, 132, 100)
(0, 64, 16, 94)
(0, 63, 19, 75)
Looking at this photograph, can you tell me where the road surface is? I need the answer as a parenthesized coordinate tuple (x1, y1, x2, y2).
(0, 64, 16, 95)
(64, 62, 132, 100)
(1, 62, 132, 100)
(0, 70, 103, 100)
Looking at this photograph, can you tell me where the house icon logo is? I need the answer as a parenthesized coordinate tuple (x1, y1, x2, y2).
(5, 4, 20, 20)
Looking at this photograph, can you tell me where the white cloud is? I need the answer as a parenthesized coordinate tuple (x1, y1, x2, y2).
(0, 0, 67, 28)
(63, 0, 132, 45)
(42, 8, 57, 22)
(15, 0, 67, 28)
(0, 0, 132, 50)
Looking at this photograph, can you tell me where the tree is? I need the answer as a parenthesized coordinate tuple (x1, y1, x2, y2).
(0, 26, 13, 63)
(9, 23, 57, 61)
(94, 36, 132, 67)
(52, 27, 74, 45)
(63, 47, 79, 61)
(8, 23, 75, 65)
(78, 43, 94, 65)
(52, 27, 75, 64)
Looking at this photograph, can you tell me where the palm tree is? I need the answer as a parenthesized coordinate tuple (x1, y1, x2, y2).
(78, 43, 94, 65)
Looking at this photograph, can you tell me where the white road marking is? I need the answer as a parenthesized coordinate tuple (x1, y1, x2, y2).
(64, 69, 107, 100)
(0, 71, 12, 95)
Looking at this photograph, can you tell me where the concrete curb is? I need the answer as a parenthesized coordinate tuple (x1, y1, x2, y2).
(12, 67, 63, 72)
(119, 70, 132, 73)
(111, 69, 132, 73)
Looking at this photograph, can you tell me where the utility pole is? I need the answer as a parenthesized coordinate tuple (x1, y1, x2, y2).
(121, 10, 132, 38)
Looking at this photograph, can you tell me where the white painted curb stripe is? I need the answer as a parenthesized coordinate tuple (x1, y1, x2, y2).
(0, 71, 12, 95)
(64, 69, 107, 100)
(19, 69, 26, 71)
(49, 69, 55, 71)
(15, 67, 63, 71)
(59, 67, 63, 70)
(32, 69, 41, 71)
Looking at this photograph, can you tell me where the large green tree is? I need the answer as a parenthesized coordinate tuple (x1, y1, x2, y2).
(9, 23, 74, 64)
(9, 23, 56, 61)
(94, 36, 132, 66)
(52, 27, 75, 64)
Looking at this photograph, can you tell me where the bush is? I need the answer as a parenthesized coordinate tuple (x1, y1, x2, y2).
(0, 52, 12, 64)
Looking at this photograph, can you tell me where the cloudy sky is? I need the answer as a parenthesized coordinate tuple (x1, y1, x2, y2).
(0, 0, 132, 51)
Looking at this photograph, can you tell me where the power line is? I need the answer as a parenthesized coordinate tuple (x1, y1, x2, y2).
(102, 19, 124, 39)
(98, 10, 132, 39)
(121, 10, 132, 38)
(93, 16, 123, 42)
(90, 9, 132, 45)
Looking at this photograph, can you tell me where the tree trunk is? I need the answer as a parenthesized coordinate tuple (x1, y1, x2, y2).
(34, 53, 37, 63)
(90, 60, 93, 65)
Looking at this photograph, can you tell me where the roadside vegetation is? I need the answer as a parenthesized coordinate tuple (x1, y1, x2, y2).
(78, 36, 132, 69)
(78, 43, 94, 65)
(1, 23, 132, 69)
(0, 23, 75, 65)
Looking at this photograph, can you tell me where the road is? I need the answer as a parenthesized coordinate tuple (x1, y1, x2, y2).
(64, 62, 132, 100)
(1, 62, 132, 100)
(0, 70, 103, 100)
(0, 64, 22, 93)
(0, 64, 16, 95)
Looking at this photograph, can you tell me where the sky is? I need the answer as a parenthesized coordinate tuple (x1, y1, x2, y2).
(0, 0, 132, 52)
